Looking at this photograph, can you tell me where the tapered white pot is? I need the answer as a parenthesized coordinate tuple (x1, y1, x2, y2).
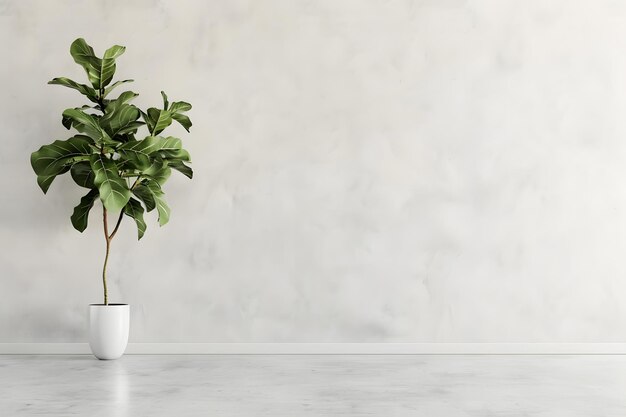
(89, 304, 129, 360)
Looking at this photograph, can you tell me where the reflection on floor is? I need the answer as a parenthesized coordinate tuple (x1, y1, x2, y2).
(1, 354, 625, 416)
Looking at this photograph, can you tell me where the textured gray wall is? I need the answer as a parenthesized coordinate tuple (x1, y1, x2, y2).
(1, 0, 626, 342)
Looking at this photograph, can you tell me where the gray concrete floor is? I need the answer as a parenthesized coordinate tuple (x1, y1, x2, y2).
(1, 355, 625, 416)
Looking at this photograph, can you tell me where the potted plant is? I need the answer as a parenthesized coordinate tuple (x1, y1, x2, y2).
(30, 38, 193, 359)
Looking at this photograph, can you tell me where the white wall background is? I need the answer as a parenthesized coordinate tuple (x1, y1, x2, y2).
(2, 0, 626, 343)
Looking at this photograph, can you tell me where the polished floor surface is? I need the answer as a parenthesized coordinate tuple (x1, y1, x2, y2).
(1, 355, 625, 416)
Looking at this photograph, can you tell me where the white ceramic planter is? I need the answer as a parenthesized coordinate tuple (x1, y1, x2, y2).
(89, 304, 129, 360)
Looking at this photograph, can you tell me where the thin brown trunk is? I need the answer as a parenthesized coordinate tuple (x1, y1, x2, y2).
(102, 206, 110, 305)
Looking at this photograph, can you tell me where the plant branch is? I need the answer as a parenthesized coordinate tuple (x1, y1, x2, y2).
(107, 177, 141, 240)
(108, 211, 124, 240)
(130, 177, 141, 190)
(97, 87, 105, 111)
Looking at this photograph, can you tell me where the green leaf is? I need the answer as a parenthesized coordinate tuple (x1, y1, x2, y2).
(62, 109, 114, 144)
(115, 121, 145, 136)
(90, 154, 131, 211)
(132, 184, 156, 212)
(160, 148, 191, 162)
(103, 79, 134, 97)
(36, 165, 70, 194)
(155, 197, 170, 226)
(169, 101, 192, 113)
(118, 136, 184, 169)
(70, 189, 99, 232)
(99, 91, 140, 138)
(48, 77, 98, 103)
(112, 91, 139, 105)
(100, 103, 140, 137)
(61, 105, 93, 130)
(70, 38, 102, 89)
(157, 136, 185, 152)
(168, 160, 193, 179)
(145, 179, 170, 226)
(31, 135, 93, 177)
(171, 113, 192, 132)
(103, 44, 126, 59)
(143, 158, 171, 185)
(69, 38, 126, 89)
(62, 114, 73, 130)
(140, 110, 155, 134)
(168, 100, 192, 132)
(153, 136, 191, 162)
(161, 91, 169, 110)
(36, 175, 55, 193)
(70, 161, 95, 188)
(147, 108, 172, 135)
(101, 45, 126, 88)
(118, 136, 162, 168)
(123, 197, 147, 239)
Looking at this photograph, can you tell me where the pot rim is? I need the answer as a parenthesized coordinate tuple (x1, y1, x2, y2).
(89, 303, 129, 307)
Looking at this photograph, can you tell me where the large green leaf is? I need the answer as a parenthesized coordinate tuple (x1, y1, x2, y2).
(169, 101, 192, 113)
(132, 184, 156, 212)
(36, 165, 70, 194)
(69, 38, 125, 89)
(118, 136, 162, 168)
(70, 161, 95, 188)
(167, 100, 192, 132)
(62, 115, 72, 130)
(98, 91, 140, 138)
(90, 154, 131, 211)
(123, 197, 146, 239)
(103, 79, 133, 97)
(118, 136, 184, 169)
(143, 158, 171, 185)
(113, 91, 139, 105)
(160, 147, 190, 162)
(70, 38, 103, 89)
(36, 175, 56, 194)
(100, 103, 140, 137)
(145, 108, 172, 135)
(61, 105, 93, 130)
(168, 160, 193, 179)
(100, 45, 125, 88)
(154, 99, 193, 132)
(62, 109, 114, 144)
(158, 136, 184, 151)
(145, 179, 170, 226)
(115, 121, 145, 136)
(70, 189, 99, 232)
(171, 113, 192, 132)
(140, 110, 153, 133)
(48, 77, 98, 103)
(31, 135, 92, 178)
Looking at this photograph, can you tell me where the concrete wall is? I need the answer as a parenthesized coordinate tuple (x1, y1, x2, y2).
(1, 0, 626, 342)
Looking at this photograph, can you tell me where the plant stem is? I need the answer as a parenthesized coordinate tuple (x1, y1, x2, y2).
(102, 206, 110, 305)
(98, 87, 111, 305)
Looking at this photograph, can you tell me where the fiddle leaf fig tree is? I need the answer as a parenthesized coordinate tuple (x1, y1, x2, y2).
(31, 38, 193, 305)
